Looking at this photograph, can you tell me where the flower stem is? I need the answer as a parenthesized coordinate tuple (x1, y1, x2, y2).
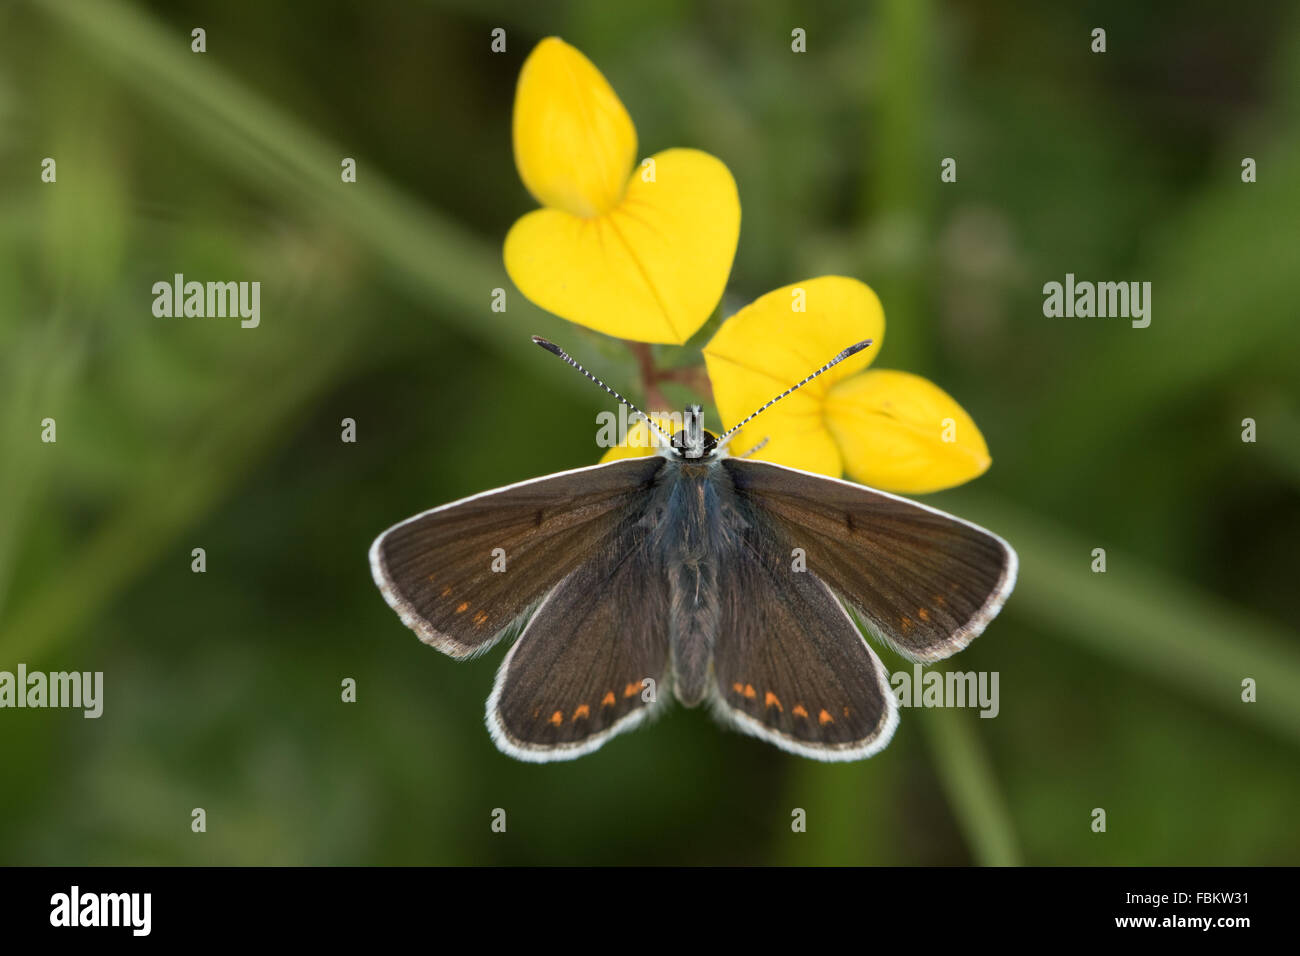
(625, 341, 712, 412)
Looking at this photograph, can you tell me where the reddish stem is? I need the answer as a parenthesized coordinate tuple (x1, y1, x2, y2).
(658, 365, 714, 402)
(627, 341, 668, 411)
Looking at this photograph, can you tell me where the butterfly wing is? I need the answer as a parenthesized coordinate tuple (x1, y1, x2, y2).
(723, 458, 1016, 663)
(370, 456, 665, 659)
(710, 506, 898, 760)
(487, 516, 671, 762)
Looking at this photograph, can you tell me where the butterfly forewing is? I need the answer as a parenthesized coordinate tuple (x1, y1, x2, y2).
(370, 457, 665, 658)
(710, 509, 898, 760)
(724, 458, 1016, 662)
(487, 517, 671, 761)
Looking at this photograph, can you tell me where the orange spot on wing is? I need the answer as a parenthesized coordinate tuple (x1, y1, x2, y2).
(601, 691, 616, 707)
(764, 691, 783, 712)
(818, 709, 834, 725)
(743, 684, 757, 699)
(842, 706, 850, 717)
(455, 602, 470, 614)
(623, 682, 640, 698)
(934, 594, 947, 607)
(549, 710, 563, 726)
(900, 615, 913, 633)
(732, 682, 745, 695)
(917, 608, 930, 622)
(793, 704, 809, 718)
(572, 704, 590, 721)
(441, 586, 453, 597)
(472, 610, 489, 626)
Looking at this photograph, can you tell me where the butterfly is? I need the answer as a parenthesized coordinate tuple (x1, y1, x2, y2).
(370, 337, 1016, 761)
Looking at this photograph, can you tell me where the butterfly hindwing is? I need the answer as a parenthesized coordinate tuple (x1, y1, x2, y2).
(487, 516, 671, 761)
(723, 458, 1016, 662)
(709, 502, 898, 760)
(370, 457, 665, 659)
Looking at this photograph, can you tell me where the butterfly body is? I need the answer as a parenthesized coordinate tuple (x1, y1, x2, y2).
(636, 457, 707, 707)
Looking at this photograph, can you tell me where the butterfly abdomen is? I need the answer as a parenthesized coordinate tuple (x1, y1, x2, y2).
(668, 559, 718, 707)
(660, 464, 741, 708)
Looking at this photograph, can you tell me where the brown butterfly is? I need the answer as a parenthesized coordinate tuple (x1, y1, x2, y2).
(370, 338, 1016, 761)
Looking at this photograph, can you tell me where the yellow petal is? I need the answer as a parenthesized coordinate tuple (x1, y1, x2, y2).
(505, 148, 740, 344)
(723, 418, 843, 477)
(703, 276, 884, 433)
(513, 37, 637, 218)
(823, 369, 991, 494)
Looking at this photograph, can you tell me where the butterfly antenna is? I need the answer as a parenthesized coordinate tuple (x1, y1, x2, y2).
(532, 336, 673, 445)
(717, 340, 873, 444)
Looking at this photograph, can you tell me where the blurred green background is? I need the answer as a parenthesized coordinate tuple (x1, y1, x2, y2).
(2, 0, 1298, 865)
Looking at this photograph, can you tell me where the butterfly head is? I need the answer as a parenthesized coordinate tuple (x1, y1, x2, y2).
(670, 405, 718, 460)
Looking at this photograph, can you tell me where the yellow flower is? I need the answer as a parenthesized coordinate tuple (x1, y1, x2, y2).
(702, 276, 991, 494)
(504, 38, 740, 345)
